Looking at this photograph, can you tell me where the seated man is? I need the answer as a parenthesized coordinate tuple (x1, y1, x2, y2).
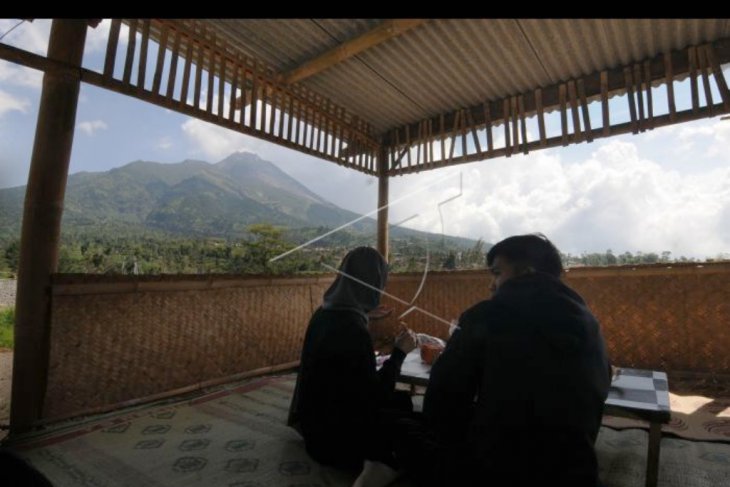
(393, 233, 611, 487)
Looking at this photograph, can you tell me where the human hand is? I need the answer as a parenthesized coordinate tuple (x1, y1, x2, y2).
(448, 319, 460, 337)
(394, 323, 418, 354)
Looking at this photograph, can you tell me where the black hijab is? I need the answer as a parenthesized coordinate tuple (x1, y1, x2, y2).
(322, 247, 388, 321)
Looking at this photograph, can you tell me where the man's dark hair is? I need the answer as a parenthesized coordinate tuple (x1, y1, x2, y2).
(486, 233, 563, 277)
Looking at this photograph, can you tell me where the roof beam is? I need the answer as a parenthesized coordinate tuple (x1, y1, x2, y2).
(282, 19, 426, 85)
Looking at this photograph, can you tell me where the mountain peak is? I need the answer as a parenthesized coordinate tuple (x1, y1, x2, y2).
(216, 151, 262, 166)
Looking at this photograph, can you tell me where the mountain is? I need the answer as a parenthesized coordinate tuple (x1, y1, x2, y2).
(0, 152, 477, 247)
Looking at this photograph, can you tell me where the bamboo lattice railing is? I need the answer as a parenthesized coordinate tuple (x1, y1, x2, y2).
(383, 40, 730, 175)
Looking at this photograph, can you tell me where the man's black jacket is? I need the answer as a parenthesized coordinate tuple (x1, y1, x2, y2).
(423, 272, 610, 486)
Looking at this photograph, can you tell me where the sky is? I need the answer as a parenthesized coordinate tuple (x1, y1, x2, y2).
(1, 19, 729, 259)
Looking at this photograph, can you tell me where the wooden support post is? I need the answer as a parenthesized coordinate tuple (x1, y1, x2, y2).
(377, 146, 390, 262)
(10, 19, 88, 435)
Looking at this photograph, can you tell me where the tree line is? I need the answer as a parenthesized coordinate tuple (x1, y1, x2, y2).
(1, 228, 725, 279)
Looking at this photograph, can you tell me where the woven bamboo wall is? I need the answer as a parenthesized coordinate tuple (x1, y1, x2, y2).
(45, 275, 333, 419)
(45, 263, 729, 420)
(378, 263, 730, 375)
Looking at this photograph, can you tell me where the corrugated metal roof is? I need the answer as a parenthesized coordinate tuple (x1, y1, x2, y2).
(180, 19, 730, 135)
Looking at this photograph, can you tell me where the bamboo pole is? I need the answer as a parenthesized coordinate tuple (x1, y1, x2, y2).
(137, 20, 150, 91)
(624, 67, 638, 134)
(228, 57, 239, 122)
(510, 96, 519, 152)
(276, 86, 285, 140)
(103, 19, 121, 80)
(559, 83, 568, 146)
(392, 103, 725, 175)
(600, 70, 610, 136)
(664, 52, 677, 122)
(705, 44, 730, 111)
(634, 64, 645, 132)
(193, 25, 205, 110)
(151, 24, 169, 95)
(577, 78, 593, 142)
(122, 19, 138, 85)
(166, 29, 181, 100)
(218, 48, 226, 117)
(180, 34, 193, 106)
(439, 113, 446, 162)
(643, 60, 654, 129)
(377, 146, 390, 262)
(689, 46, 699, 114)
(535, 89, 546, 147)
(461, 108, 468, 160)
(504, 98, 512, 155)
(288, 92, 295, 143)
(698, 46, 714, 116)
(249, 59, 259, 128)
(10, 19, 88, 435)
(568, 80, 582, 142)
(261, 78, 270, 134)
(206, 34, 215, 115)
(405, 124, 412, 167)
(518, 94, 528, 154)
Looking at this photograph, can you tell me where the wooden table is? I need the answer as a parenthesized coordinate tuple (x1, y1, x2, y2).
(393, 350, 672, 487)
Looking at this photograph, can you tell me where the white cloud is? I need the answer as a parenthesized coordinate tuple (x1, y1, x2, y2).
(85, 19, 129, 54)
(0, 19, 50, 55)
(389, 139, 730, 259)
(77, 120, 108, 136)
(0, 61, 43, 89)
(157, 136, 173, 150)
(182, 118, 262, 160)
(0, 89, 29, 116)
(674, 119, 730, 158)
(181, 112, 730, 259)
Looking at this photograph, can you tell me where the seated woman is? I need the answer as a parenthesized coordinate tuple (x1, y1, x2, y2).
(288, 246, 417, 473)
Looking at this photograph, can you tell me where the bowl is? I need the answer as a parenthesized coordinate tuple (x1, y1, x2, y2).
(420, 343, 444, 365)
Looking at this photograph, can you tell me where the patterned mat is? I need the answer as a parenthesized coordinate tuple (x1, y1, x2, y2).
(5, 374, 730, 487)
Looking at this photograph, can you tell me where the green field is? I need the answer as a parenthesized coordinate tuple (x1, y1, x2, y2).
(0, 307, 13, 349)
